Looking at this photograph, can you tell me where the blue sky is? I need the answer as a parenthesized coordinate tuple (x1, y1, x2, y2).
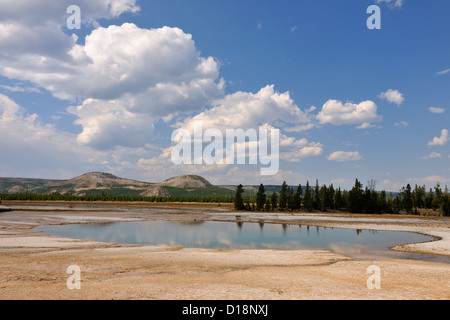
(0, 0, 449, 191)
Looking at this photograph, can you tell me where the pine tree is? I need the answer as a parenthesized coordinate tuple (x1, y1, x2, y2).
(349, 179, 364, 213)
(425, 188, 434, 209)
(271, 192, 278, 211)
(292, 184, 302, 211)
(279, 181, 288, 211)
(393, 195, 402, 214)
(412, 184, 425, 212)
(256, 184, 266, 211)
(401, 184, 413, 214)
(379, 190, 387, 213)
(364, 186, 378, 214)
(385, 192, 394, 214)
(432, 183, 443, 210)
(234, 184, 245, 211)
(314, 180, 320, 210)
(303, 181, 313, 212)
(319, 185, 327, 212)
(327, 184, 335, 209)
(287, 187, 295, 211)
(265, 198, 271, 211)
(335, 187, 343, 210)
(441, 194, 450, 217)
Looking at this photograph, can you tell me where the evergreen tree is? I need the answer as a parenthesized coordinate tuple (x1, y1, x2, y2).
(292, 184, 302, 211)
(256, 184, 266, 211)
(393, 195, 402, 214)
(441, 194, 450, 217)
(287, 187, 295, 211)
(412, 184, 425, 212)
(327, 184, 335, 209)
(365, 179, 379, 214)
(271, 192, 278, 211)
(342, 190, 349, 209)
(385, 192, 394, 214)
(335, 187, 343, 210)
(363, 187, 372, 214)
(401, 184, 413, 214)
(319, 185, 327, 212)
(364, 186, 378, 214)
(303, 181, 314, 212)
(425, 188, 434, 209)
(379, 190, 387, 213)
(265, 198, 271, 212)
(348, 179, 364, 213)
(314, 180, 320, 210)
(432, 183, 443, 210)
(279, 181, 288, 211)
(234, 184, 245, 211)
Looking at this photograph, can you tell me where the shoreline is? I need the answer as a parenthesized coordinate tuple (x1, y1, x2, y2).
(1, 201, 449, 300)
(2, 201, 450, 258)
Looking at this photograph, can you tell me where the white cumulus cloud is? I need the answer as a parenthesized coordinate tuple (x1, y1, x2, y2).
(0, 1, 226, 150)
(428, 129, 449, 146)
(174, 85, 312, 133)
(394, 121, 409, 127)
(67, 98, 155, 150)
(378, 89, 405, 106)
(429, 107, 445, 114)
(0, 93, 106, 178)
(327, 151, 362, 162)
(437, 69, 450, 76)
(422, 152, 443, 159)
(375, 0, 404, 8)
(316, 100, 382, 126)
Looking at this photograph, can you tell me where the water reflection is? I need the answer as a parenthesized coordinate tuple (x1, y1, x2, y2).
(169, 221, 206, 226)
(36, 220, 449, 263)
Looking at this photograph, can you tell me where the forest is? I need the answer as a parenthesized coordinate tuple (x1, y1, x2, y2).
(234, 179, 450, 217)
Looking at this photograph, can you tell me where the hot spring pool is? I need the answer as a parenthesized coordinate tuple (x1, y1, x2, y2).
(36, 220, 448, 262)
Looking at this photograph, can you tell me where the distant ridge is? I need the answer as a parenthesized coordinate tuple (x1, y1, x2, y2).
(0, 172, 226, 198)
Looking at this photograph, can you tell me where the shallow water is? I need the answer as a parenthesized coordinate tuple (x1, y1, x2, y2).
(36, 220, 450, 263)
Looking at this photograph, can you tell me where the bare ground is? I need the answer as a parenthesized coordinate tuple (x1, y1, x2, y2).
(0, 201, 449, 300)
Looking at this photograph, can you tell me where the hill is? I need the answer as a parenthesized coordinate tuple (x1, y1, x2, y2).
(0, 173, 233, 198)
(159, 175, 212, 189)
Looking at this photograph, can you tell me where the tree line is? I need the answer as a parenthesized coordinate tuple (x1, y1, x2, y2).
(234, 179, 450, 217)
(0, 193, 234, 204)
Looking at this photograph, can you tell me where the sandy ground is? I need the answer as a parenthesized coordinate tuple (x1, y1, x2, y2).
(0, 201, 449, 300)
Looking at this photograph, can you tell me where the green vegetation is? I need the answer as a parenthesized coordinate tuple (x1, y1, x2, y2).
(0, 193, 234, 203)
(234, 179, 450, 217)
(256, 184, 266, 211)
(2, 177, 450, 217)
(163, 186, 234, 198)
(0, 184, 235, 203)
(234, 184, 245, 210)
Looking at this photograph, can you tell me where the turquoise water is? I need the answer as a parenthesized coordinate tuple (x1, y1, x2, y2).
(36, 220, 448, 262)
